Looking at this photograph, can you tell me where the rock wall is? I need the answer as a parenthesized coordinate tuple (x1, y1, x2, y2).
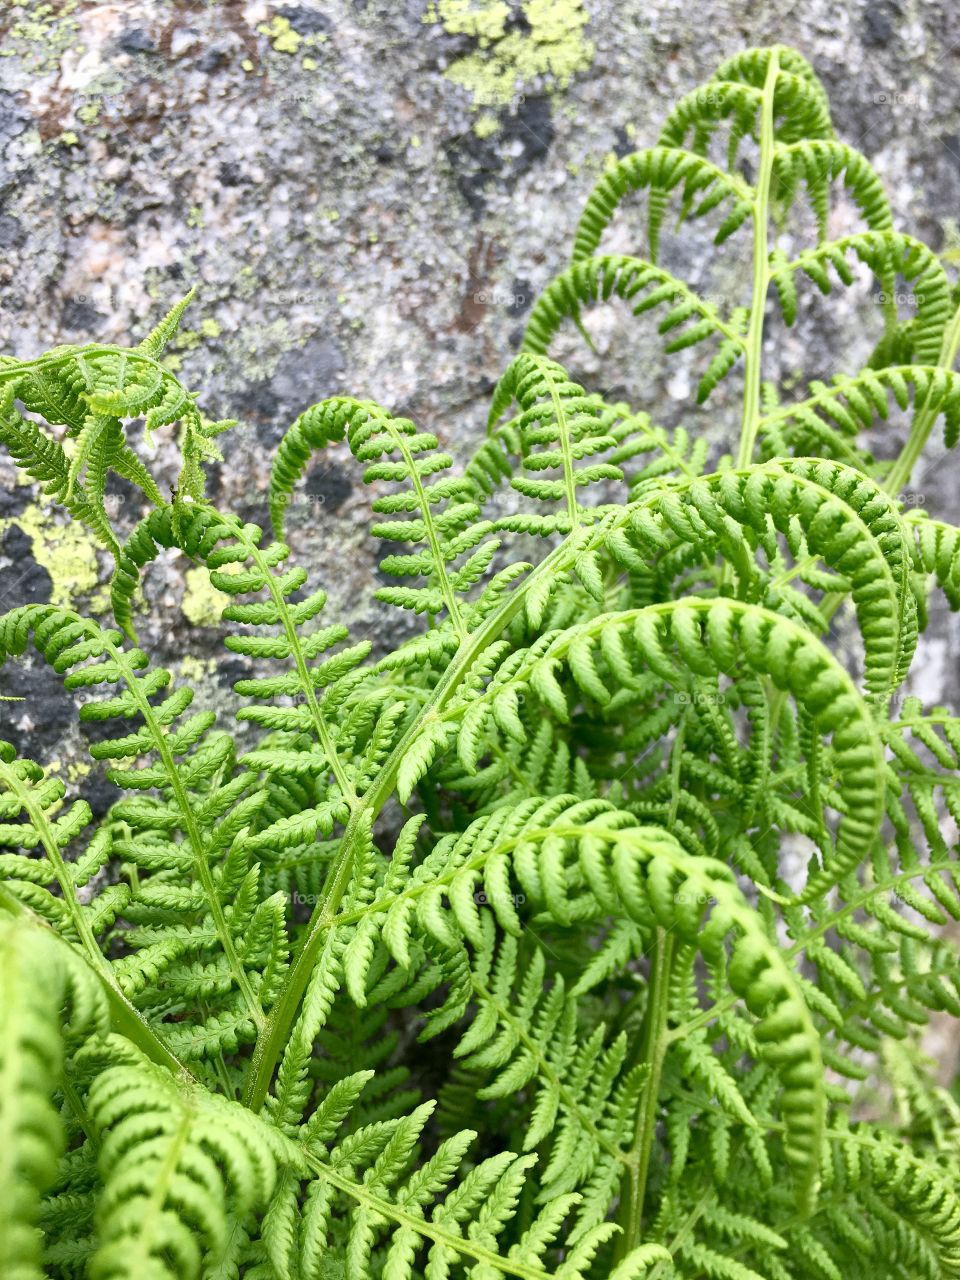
(2, 0, 960, 782)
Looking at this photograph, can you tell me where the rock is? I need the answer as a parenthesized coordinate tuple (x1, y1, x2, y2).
(0, 92, 30, 144)
(863, 2, 898, 46)
(0, 215, 24, 248)
(305, 459, 353, 513)
(118, 27, 157, 55)
(257, 338, 345, 440)
(0, 526, 51, 607)
(0, 0, 958, 780)
(277, 5, 332, 35)
(218, 160, 244, 186)
(446, 96, 555, 213)
(60, 298, 107, 334)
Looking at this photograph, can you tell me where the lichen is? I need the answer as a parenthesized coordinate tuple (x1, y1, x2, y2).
(1, 504, 103, 611)
(181, 567, 230, 627)
(175, 654, 219, 687)
(1, 1, 80, 74)
(424, 0, 594, 111)
(258, 16, 303, 55)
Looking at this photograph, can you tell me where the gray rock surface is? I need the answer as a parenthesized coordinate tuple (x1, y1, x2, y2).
(1, 0, 960, 789)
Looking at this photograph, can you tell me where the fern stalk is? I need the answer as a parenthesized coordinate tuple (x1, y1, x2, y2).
(618, 928, 675, 1256)
(884, 299, 960, 496)
(736, 47, 779, 469)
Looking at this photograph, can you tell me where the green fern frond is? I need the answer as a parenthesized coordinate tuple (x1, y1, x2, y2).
(87, 1042, 300, 1280)
(0, 913, 107, 1280)
(521, 256, 748, 405)
(2, 40, 960, 1280)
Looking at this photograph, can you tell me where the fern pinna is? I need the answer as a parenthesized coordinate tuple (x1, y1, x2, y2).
(3, 43, 960, 1280)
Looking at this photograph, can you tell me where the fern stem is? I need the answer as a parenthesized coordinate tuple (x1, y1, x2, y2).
(883, 301, 960, 498)
(543, 360, 582, 530)
(95, 630, 266, 1032)
(0, 757, 113, 982)
(241, 534, 577, 1111)
(378, 416, 469, 639)
(229, 519, 358, 803)
(61, 1073, 101, 1151)
(618, 927, 675, 1257)
(735, 48, 778, 470)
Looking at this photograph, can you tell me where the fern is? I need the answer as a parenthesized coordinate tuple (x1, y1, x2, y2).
(2, 42, 960, 1280)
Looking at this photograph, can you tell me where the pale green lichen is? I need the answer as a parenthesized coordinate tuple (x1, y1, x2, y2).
(175, 654, 219, 686)
(0, 503, 103, 611)
(424, 0, 594, 112)
(1, 1, 80, 73)
(181, 566, 230, 627)
(939, 217, 960, 265)
(473, 111, 500, 138)
(65, 758, 93, 788)
(258, 15, 303, 55)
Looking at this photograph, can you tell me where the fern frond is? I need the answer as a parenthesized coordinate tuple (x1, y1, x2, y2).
(767, 233, 951, 361)
(570, 147, 752, 264)
(770, 139, 892, 239)
(521, 256, 748, 405)
(0, 913, 107, 1280)
(757, 364, 960, 462)
(270, 397, 500, 637)
(487, 355, 625, 535)
(87, 1043, 300, 1280)
(0, 604, 275, 1063)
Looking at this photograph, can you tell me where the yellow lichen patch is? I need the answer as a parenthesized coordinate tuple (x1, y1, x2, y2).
(425, 0, 593, 110)
(1, 504, 103, 610)
(258, 15, 302, 55)
(2, 1, 80, 74)
(181, 567, 230, 627)
(474, 111, 500, 138)
(65, 758, 93, 788)
(176, 654, 219, 686)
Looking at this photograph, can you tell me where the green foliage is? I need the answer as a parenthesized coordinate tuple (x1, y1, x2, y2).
(2, 42, 960, 1280)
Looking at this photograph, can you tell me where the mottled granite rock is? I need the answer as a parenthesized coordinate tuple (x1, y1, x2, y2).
(1, 1, 960, 869)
